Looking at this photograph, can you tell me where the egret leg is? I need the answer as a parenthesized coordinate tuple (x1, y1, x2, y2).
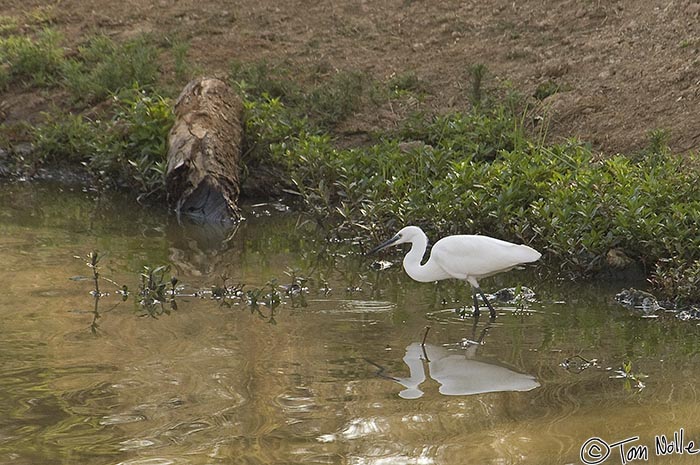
(421, 326, 431, 347)
(476, 288, 497, 319)
(472, 291, 481, 318)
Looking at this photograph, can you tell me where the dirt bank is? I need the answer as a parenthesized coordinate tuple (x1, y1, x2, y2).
(3, 0, 700, 155)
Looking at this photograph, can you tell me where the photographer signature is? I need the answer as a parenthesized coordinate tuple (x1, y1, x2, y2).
(580, 429, 698, 464)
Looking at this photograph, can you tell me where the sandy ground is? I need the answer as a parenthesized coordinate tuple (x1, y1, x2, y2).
(3, 0, 700, 155)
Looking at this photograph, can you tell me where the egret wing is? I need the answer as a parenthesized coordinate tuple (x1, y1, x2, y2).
(431, 235, 540, 280)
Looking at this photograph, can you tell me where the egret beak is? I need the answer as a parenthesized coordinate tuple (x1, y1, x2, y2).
(368, 234, 401, 255)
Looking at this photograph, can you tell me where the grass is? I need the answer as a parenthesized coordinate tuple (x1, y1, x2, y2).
(0, 16, 19, 36)
(61, 34, 160, 103)
(1, 29, 174, 199)
(230, 60, 369, 130)
(306, 70, 366, 128)
(0, 29, 165, 97)
(388, 71, 426, 95)
(0, 28, 64, 88)
(170, 38, 191, 82)
(468, 63, 487, 107)
(533, 80, 560, 100)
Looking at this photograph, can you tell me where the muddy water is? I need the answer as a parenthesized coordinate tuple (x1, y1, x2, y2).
(2, 182, 700, 465)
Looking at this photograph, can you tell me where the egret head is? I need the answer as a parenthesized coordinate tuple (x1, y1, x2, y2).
(368, 226, 423, 254)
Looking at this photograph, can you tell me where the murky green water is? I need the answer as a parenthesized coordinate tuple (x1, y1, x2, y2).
(2, 182, 700, 465)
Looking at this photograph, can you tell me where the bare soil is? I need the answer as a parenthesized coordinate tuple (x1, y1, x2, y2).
(3, 0, 700, 155)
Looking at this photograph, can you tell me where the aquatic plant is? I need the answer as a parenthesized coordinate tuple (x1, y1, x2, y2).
(86, 251, 102, 334)
(210, 272, 246, 306)
(282, 267, 309, 308)
(242, 280, 282, 324)
(73, 253, 183, 328)
(87, 250, 102, 296)
(74, 251, 318, 326)
(79, 250, 130, 334)
(138, 264, 175, 317)
(650, 259, 700, 305)
(611, 360, 647, 391)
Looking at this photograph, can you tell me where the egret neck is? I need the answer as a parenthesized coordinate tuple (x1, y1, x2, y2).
(401, 230, 451, 283)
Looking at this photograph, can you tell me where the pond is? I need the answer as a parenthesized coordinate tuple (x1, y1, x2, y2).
(1, 182, 700, 465)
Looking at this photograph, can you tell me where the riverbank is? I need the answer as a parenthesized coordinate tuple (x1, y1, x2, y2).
(2, 5, 700, 303)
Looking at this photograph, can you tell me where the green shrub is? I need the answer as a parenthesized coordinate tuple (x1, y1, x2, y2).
(32, 111, 107, 164)
(112, 89, 173, 196)
(242, 91, 700, 296)
(32, 88, 173, 197)
(400, 106, 524, 161)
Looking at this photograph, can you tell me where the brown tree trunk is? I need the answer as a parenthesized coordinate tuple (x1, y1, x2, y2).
(165, 77, 243, 223)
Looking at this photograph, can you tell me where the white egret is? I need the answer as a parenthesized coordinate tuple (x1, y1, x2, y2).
(369, 226, 541, 318)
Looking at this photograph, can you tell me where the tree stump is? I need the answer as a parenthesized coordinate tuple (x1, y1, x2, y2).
(165, 77, 243, 223)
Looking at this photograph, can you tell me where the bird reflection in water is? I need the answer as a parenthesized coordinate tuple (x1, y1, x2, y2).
(369, 324, 540, 399)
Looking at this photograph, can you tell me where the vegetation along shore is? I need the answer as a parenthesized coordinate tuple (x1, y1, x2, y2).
(2, 15, 700, 304)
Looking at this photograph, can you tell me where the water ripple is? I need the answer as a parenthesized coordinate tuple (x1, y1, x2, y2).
(99, 413, 147, 425)
(118, 438, 159, 451)
(316, 300, 395, 314)
(115, 459, 177, 465)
